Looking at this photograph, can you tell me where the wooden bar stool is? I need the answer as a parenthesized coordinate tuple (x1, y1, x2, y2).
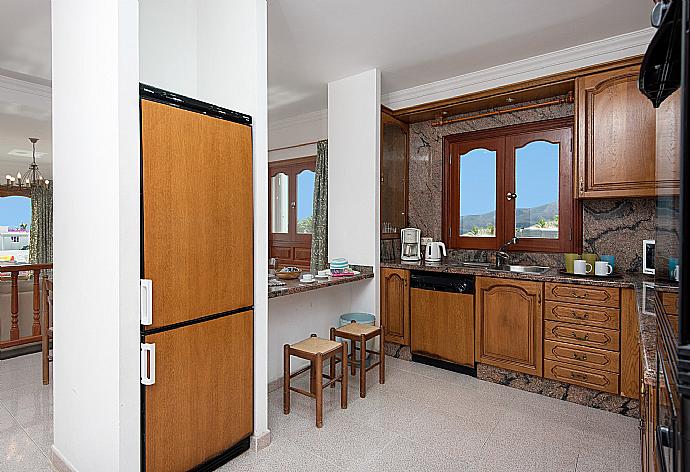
(331, 321, 385, 398)
(283, 334, 348, 428)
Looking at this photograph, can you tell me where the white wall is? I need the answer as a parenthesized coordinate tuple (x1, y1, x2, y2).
(268, 284, 355, 382)
(51, 1, 140, 470)
(139, 0, 270, 446)
(327, 69, 381, 316)
(268, 109, 327, 162)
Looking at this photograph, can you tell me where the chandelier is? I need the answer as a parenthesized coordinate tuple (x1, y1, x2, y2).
(3, 138, 50, 189)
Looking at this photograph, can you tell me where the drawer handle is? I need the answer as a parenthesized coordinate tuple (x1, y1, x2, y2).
(571, 332, 589, 341)
(570, 291, 588, 299)
(573, 353, 588, 361)
(570, 372, 588, 381)
(570, 311, 589, 320)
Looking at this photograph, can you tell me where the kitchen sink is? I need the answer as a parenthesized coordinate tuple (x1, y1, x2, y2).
(489, 264, 550, 274)
(453, 261, 492, 268)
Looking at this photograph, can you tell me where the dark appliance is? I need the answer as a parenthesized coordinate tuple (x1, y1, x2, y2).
(139, 85, 254, 472)
(409, 272, 476, 374)
(640, 0, 689, 471)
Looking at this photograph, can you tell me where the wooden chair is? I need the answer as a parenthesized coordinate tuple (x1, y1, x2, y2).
(283, 334, 348, 428)
(331, 321, 385, 398)
(42, 277, 53, 385)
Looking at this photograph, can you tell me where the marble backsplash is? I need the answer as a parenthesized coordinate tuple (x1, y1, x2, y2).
(380, 95, 657, 273)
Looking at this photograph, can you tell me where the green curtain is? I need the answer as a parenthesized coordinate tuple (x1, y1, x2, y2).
(29, 185, 53, 264)
(310, 140, 328, 271)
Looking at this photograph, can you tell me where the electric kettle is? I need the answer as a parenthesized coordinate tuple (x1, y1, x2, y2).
(425, 241, 446, 262)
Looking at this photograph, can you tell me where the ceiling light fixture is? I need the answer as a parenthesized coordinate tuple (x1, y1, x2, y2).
(2, 138, 50, 190)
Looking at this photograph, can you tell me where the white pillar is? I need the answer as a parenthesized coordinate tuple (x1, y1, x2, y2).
(327, 69, 381, 316)
(51, 1, 140, 471)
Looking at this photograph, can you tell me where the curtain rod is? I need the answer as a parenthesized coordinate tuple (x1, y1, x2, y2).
(431, 92, 574, 127)
(268, 140, 321, 153)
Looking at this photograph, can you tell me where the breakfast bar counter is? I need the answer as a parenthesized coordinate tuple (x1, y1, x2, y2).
(268, 265, 374, 299)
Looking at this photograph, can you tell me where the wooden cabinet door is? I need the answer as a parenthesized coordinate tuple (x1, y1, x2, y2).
(143, 310, 253, 472)
(576, 65, 657, 198)
(381, 268, 410, 345)
(475, 277, 543, 376)
(655, 90, 681, 195)
(410, 288, 474, 366)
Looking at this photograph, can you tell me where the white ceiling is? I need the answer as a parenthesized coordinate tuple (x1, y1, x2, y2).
(268, 0, 652, 121)
(0, 0, 52, 179)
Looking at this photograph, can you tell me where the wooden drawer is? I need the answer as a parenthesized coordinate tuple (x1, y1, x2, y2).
(544, 321, 620, 351)
(544, 340, 619, 373)
(545, 283, 620, 308)
(544, 301, 620, 330)
(544, 359, 619, 394)
(662, 292, 678, 315)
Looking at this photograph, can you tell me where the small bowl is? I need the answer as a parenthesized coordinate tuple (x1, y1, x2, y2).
(276, 270, 302, 280)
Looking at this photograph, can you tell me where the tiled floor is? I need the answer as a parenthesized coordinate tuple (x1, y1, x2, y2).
(221, 357, 641, 472)
(0, 353, 641, 472)
(0, 352, 54, 471)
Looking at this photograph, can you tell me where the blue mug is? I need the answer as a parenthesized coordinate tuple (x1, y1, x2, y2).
(669, 257, 679, 276)
(600, 255, 615, 271)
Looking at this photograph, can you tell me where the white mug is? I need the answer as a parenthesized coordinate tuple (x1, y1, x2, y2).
(573, 260, 592, 275)
(301, 273, 314, 282)
(594, 261, 613, 276)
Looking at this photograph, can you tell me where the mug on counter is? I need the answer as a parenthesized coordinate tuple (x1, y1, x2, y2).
(573, 259, 592, 275)
(564, 253, 580, 274)
(595, 261, 613, 276)
(582, 253, 598, 272)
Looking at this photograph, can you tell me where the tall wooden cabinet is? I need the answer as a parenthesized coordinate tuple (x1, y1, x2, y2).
(380, 109, 409, 238)
(576, 65, 658, 198)
(381, 268, 410, 345)
(475, 277, 543, 376)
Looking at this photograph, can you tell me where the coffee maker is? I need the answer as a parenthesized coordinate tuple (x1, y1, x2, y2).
(400, 228, 421, 261)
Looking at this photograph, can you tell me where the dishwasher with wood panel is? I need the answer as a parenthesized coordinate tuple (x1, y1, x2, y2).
(410, 272, 475, 369)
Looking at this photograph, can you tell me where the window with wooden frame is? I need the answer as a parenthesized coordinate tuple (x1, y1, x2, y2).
(443, 118, 580, 253)
(268, 156, 316, 269)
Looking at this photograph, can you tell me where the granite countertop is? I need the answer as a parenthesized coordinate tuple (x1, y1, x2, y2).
(268, 265, 373, 299)
(381, 259, 670, 387)
(381, 259, 652, 288)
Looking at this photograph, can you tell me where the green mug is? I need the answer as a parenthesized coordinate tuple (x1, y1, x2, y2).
(582, 253, 598, 274)
(564, 253, 581, 274)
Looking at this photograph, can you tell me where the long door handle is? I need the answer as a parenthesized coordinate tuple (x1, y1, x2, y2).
(140, 279, 152, 326)
(141, 343, 156, 385)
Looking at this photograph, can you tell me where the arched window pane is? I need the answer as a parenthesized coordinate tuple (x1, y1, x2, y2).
(296, 169, 315, 234)
(459, 148, 496, 237)
(515, 140, 559, 239)
(271, 172, 289, 233)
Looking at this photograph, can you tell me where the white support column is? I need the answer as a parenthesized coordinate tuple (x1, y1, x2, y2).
(327, 69, 381, 317)
(51, 1, 140, 471)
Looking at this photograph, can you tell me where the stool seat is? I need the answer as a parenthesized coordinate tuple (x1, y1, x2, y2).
(335, 322, 378, 337)
(291, 336, 341, 355)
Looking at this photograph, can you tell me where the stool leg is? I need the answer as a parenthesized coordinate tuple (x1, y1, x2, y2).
(329, 328, 336, 388)
(283, 344, 290, 415)
(360, 334, 366, 398)
(350, 339, 356, 376)
(310, 361, 316, 394)
(315, 353, 323, 428)
(340, 342, 348, 409)
(379, 328, 385, 384)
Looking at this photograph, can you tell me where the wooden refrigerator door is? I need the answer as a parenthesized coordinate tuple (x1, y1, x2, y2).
(143, 310, 253, 472)
(141, 99, 254, 329)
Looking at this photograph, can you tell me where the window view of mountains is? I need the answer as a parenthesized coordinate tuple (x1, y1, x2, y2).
(460, 201, 558, 236)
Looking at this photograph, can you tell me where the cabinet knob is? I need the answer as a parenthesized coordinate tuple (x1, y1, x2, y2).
(506, 192, 517, 201)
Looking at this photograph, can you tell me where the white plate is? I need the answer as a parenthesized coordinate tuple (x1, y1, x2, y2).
(300, 278, 316, 283)
(314, 274, 329, 279)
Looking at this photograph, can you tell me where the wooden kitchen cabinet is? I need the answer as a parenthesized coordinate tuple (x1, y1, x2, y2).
(380, 109, 409, 238)
(381, 268, 410, 345)
(576, 65, 658, 198)
(475, 277, 543, 376)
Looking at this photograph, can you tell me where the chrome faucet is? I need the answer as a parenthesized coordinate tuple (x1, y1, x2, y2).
(495, 237, 519, 268)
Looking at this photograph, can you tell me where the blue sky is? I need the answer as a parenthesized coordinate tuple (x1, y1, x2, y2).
(0, 196, 32, 228)
(297, 170, 315, 220)
(459, 141, 559, 216)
